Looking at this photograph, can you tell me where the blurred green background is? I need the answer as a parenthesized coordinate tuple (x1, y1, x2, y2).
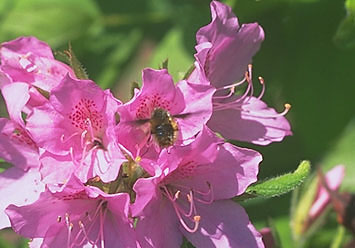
(0, 0, 354, 247)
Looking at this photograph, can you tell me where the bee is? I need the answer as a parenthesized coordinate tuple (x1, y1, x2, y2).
(122, 107, 192, 149)
(149, 108, 179, 148)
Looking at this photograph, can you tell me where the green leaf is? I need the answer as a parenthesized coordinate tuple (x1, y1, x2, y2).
(265, 218, 282, 248)
(95, 29, 142, 89)
(330, 225, 346, 248)
(160, 58, 169, 70)
(321, 118, 355, 191)
(334, 0, 355, 49)
(237, 161, 311, 201)
(149, 28, 193, 82)
(181, 237, 195, 248)
(290, 174, 318, 241)
(57, 44, 89, 80)
(0, 0, 101, 48)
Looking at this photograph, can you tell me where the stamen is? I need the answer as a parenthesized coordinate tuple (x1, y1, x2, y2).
(215, 77, 247, 92)
(162, 187, 191, 217)
(67, 223, 73, 248)
(174, 190, 181, 201)
(135, 156, 142, 163)
(65, 214, 72, 248)
(176, 210, 201, 233)
(212, 88, 235, 99)
(80, 130, 88, 149)
(57, 216, 62, 223)
(61, 131, 81, 144)
(162, 186, 200, 232)
(100, 206, 107, 248)
(185, 191, 196, 217)
(69, 147, 76, 164)
(243, 69, 254, 104)
(247, 64, 252, 80)
(194, 183, 214, 204)
(74, 221, 95, 247)
(85, 118, 95, 141)
(73, 201, 107, 247)
(257, 77, 265, 100)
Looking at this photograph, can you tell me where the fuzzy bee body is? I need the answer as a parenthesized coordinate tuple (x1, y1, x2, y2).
(149, 108, 178, 148)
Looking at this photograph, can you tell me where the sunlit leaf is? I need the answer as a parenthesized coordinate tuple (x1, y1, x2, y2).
(236, 161, 311, 201)
(322, 119, 355, 191)
(56, 44, 89, 80)
(149, 28, 193, 82)
(334, 0, 355, 49)
(96, 29, 142, 89)
(290, 175, 318, 241)
(0, 0, 101, 47)
(330, 225, 346, 248)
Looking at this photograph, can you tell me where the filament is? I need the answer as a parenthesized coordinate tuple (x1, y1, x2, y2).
(161, 186, 201, 233)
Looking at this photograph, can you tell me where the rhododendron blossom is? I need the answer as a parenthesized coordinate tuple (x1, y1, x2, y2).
(0, 1, 294, 248)
(132, 128, 264, 247)
(26, 75, 125, 184)
(0, 36, 75, 110)
(189, 1, 292, 145)
(309, 165, 345, 222)
(6, 177, 136, 248)
(117, 68, 214, 155)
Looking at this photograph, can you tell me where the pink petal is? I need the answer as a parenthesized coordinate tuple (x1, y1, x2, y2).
(0, 118, 39, 170)
(176, 81, 215, 141)
(1, 82, 30, 125)
(0, 36, 74, 91)
(194, 1, 264, 88)
(208, 97, 292, 145)
(309, 165, 345, 219)
(0, 167, 44, 229)
(182, 200, 264, 248)
(135, 197, 182, 248)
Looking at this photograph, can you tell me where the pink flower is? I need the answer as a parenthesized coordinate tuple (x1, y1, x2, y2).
(26, 75, 125, 183)
(5, 177, 136, 248)
(0, 167, 44, 229)
(0, 83, 40, 171)
(259, 228, 276, 248)
(116, 68, 214, 155)
(189, 1, 292, 145)
(0, 36, 75, 109)
(132, 127, 264, 248)
(308, 165, 345, 222)
(0, 36, 74, 91)
(0, 118, 39, 171)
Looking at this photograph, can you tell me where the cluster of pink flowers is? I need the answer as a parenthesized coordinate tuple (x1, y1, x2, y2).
(0, 2, 291, 248)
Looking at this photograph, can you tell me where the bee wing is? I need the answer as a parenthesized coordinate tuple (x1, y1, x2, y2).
(119, 118, 150, 126)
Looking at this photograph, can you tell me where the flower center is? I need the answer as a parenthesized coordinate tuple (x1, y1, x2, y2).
(136, 93, 171, 119)
(68, 98, 103, 133)
(85, 154, 147, 202)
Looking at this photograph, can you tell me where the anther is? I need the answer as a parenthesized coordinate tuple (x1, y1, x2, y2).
(57, 216, 62, 223)
(280, 103, 291, 116)
(174, 190, 181, 200)
(257, 76, 265, 100)
(258, 76, 264, 84)
(135, 156, 142, 163)
(65, 213, 70, 225)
